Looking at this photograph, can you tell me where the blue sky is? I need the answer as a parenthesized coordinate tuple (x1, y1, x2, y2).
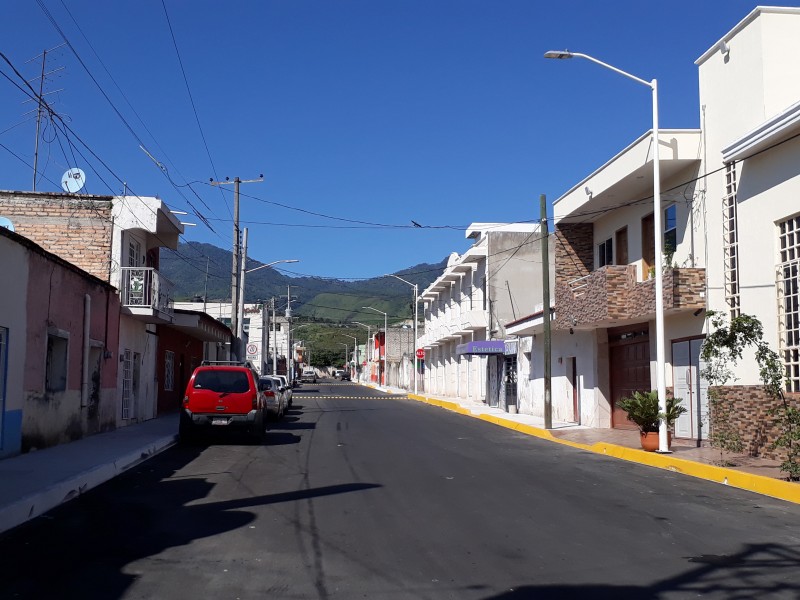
(1, 0, 766, 279)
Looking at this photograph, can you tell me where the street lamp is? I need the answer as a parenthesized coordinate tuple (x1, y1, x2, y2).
(352, 322, 371, 362)
(237, 254, 299, 359)
(362, 306, 388, 386)
(545, 49, 668, 452)
(385, 274, 419, 395)
(341, 333, 358, 377)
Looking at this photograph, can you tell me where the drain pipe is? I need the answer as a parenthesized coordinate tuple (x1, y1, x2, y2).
(82, 294, 91, 407)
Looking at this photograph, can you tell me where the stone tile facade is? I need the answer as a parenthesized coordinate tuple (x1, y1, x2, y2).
(554, 224, 593, 281)
(0, 191, 113, 282)
(555, 263, 706, 329)
(711, 386, 800, 461)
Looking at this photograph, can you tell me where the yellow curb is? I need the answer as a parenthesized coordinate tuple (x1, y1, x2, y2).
(407, 393, 800, 505)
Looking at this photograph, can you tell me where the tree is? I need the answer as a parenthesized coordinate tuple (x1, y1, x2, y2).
(701, 311, 798, 480)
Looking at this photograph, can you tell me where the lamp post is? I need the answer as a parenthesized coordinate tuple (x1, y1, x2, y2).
(362, 306, 388, 386)
(544, 49, 668, 453)
(352, 322, 372, 361)
(385, 274, 419, 395)
(352, 322, 371, 382)
(237, 255, 299, 362)
(341, 333, 358, 378)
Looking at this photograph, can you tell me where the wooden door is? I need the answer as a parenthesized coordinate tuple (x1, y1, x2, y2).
(610, 338, 651, 429)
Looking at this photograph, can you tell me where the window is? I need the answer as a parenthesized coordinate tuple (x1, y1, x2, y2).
(723, 163, 740, 318)
(664, 204, 677, 258)
(45, 333, 69, 393)
(164, 350, 175, 392)
(122, 349, 132, 419)
(778, 215, 800, 392)
(598, 238, 613, 268)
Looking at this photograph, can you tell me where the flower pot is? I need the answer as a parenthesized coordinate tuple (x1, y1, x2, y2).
(640, 431, 672, 452)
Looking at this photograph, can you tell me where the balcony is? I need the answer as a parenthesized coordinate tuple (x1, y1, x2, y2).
(120, 267, 175, 323)
(555, 265, 705, 329)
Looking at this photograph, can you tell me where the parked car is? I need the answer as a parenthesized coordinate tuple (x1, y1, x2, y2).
(180, 361, 267, 442)
(339, 369, 351, 381)
(301, 367, 317, 383)
(275, 374, 293, 407)
(259, 376, 287, 420)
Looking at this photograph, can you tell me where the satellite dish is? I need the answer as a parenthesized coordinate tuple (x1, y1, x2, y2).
(0, 216, 14, 232)
(61, 168, 86, 193)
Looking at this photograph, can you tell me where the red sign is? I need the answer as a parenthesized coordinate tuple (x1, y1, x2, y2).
(415, 348, 425, 359)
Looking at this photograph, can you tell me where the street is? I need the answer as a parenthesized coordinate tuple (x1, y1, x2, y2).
(1, 380, 799, 599)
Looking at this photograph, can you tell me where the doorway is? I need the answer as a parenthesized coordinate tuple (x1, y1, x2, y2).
(566, 356, 579, 424)
(609, 325, 651, 429)
(672, 338, 709, 441)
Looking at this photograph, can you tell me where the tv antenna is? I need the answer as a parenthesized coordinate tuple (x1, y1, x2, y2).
(25, 43, 67, 191)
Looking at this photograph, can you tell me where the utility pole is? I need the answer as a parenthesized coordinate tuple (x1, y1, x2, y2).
(541, 194, 552, 429)
(271, 297, 277, 375)
(285, 285, 294, 380)
(210, 175, 263, 360)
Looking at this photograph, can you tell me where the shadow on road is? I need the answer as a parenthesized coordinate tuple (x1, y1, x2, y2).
(0, 443, 380, 600)
(482, 543, 800, 599)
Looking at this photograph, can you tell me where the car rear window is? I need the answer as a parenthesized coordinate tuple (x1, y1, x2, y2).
(259, 378, 275, 390)
(194, 370, 250, 393)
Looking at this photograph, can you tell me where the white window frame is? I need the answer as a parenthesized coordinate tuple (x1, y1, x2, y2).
(777, 214, 800, 393)
(122, 349, 133, 419)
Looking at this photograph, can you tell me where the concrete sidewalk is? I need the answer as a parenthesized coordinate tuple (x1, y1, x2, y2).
(364, 382, 800, 505)
(0, 413, 178, 535)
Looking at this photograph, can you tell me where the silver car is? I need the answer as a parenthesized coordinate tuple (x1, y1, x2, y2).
(258, 376, 286, 420)
(275, 375, 293, 407)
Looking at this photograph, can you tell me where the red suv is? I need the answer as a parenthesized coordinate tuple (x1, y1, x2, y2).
(180, 361, 268, 442)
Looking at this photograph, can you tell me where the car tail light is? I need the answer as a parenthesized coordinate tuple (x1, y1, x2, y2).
(182, 395, 189, 407)
(252, 394, 259, 410)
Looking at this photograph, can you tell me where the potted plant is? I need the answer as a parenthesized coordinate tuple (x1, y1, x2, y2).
(617, 391, 687, 451)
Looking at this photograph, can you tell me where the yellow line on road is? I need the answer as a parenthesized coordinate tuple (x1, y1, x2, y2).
(407, 393, 800, 505)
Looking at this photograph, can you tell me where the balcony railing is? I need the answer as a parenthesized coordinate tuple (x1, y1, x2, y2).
(120, 267, 174, 317)
(555, 265, 705, 329)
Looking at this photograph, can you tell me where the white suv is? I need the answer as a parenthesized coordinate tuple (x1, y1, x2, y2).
(301, 368, 317, 383)
(276, 375, 293, 407)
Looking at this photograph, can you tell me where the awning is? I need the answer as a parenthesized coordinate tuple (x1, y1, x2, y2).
(456, 340, 505, 355)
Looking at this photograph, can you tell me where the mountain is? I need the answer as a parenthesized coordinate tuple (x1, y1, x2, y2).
(160, 242, 447, 324)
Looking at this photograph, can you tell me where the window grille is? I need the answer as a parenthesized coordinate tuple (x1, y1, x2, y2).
(122, 349, 132, 419)
(723, 163, 740, 318)
(777, 215, 800, 392)
(164, 350, 175, 392)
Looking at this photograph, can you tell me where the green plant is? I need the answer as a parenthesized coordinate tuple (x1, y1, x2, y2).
(701, 311, 798, 480)
(617, 390, 686, 434)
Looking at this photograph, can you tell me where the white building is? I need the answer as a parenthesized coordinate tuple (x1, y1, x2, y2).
(418, 223, 551, 409)
(509, 6, 800, 456)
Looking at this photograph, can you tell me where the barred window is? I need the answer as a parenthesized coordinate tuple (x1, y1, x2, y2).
(164, 350, 175, 392)
(777, 215, 800, 392)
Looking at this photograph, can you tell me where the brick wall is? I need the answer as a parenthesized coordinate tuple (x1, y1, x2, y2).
(555, 265, 706, 329)
(0, 191, 113, 281)
(554, 224, 593, 280)
(710, 385, 800, 460)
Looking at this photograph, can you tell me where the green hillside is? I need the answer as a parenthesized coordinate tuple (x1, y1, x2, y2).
(160, 242, 446, 325)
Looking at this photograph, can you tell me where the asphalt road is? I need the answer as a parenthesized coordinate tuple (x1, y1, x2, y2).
(1, 380, 800, 599)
